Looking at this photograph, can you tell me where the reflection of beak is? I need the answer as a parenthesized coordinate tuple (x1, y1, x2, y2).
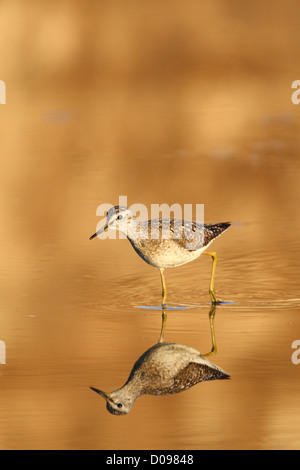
(90, 387, 110, 401)
(89, 224, 109, 240)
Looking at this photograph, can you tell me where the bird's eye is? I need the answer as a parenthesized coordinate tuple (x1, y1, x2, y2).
(117, 215, 123, 221)
(117, 403, 123, 408)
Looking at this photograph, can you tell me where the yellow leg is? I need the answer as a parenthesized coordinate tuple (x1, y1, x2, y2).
(158, 305, 167, 343)
(202, 251, 220, 305)
(159, 268, 168, 307)
(202, 305, 217, 357)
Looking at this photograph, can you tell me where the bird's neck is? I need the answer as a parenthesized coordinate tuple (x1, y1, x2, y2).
(115, 381, 142, 402)
(120, 219, 142, 241)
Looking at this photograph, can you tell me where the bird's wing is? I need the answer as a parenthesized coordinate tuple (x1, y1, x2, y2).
(172, 361, 230, 389)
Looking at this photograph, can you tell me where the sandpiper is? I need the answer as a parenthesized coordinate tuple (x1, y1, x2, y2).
(90, 206, 230, 305)
(90, 305, 229, 415)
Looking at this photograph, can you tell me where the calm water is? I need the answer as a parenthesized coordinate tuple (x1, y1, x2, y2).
(1, 1, 300, 450)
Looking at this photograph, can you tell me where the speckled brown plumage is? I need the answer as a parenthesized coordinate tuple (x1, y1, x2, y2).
(90, 205, 230, 268)
(90, 342, 230, 415)
(90, 205, 231, 304)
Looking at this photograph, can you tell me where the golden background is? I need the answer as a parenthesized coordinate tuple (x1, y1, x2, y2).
(0, 0, 300, 449)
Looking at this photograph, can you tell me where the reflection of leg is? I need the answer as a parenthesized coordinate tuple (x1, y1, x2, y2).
(158, 306, 167, 343)
(159, 268, 168, 306)
(202, 305, 217, 357)
(202, 252, 219, 305)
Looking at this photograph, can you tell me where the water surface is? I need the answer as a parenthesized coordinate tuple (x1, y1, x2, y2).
(1, 0, 300, 450)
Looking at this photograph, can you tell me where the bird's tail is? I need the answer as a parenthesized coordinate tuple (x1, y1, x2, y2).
(204, 222, 231, 245)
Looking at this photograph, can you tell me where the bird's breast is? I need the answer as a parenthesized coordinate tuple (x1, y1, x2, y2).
(128, 238, 204, 268)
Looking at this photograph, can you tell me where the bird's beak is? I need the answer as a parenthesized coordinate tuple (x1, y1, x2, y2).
(90, 387, 110, 401)
(89, 223, 109, 240)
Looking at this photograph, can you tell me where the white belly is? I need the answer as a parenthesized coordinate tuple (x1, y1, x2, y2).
(130, 238, 206, 268)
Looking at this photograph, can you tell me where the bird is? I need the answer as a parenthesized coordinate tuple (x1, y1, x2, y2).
(90, 205, 230, 306)
(90, 339, 230, 415)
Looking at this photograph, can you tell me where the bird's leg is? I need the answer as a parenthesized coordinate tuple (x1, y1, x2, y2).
(158, 305, 167, 343)
(202, 251, 220, 305)
(159, 268, 168, 307)
(202, 305, 217, 357)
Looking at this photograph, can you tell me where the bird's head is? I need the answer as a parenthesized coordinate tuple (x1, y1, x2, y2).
(89, 206, 134, 240)
(90, 386, 134, 415)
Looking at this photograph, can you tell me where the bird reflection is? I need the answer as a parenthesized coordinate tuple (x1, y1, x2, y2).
(90, 305, 230, 415)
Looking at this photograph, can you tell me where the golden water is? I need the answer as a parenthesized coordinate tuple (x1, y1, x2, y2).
(0, 0, 300, 450)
